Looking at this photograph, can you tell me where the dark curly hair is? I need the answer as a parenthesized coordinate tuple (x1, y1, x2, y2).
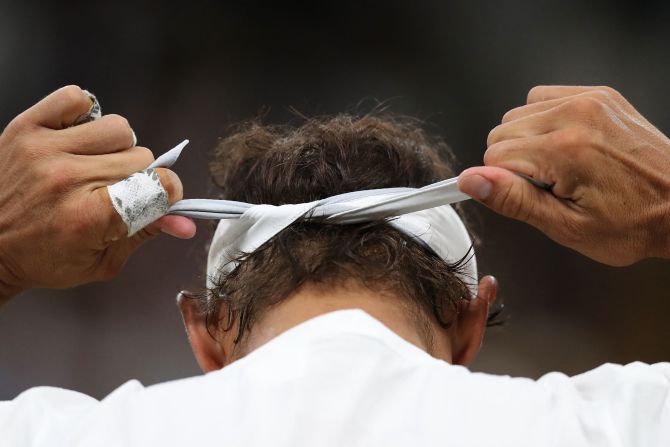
(194, 114, 496, 356)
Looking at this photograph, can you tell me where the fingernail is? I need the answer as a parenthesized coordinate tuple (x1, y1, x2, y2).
(72, 89, 101, 126)
(131, 128, 138, 147)
(81, 89, 95, 107)
(459, 174, 492, 201)
(81, 90, 101, 120)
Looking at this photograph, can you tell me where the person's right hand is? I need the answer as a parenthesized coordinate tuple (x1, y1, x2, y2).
(0, 86, 196, 302)
(458, 85, 670, 266)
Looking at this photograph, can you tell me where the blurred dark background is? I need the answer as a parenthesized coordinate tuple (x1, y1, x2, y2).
(1, 0, 669, 400)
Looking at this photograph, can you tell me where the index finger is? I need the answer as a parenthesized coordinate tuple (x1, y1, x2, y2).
(13, 85, 94, 130)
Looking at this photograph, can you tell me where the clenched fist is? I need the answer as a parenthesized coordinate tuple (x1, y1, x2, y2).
(0, 86, 196, 302)
(459, 85, 670, 266)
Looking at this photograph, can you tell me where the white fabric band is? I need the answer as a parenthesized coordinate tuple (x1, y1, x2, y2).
(201, 196, 478, 296)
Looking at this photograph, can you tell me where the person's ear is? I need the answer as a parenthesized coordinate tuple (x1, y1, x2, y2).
(177, 292, 226, 373)
(450, 276, 498, 366)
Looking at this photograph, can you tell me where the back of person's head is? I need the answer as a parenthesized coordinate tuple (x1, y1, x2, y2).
(202, 114, 479, 350)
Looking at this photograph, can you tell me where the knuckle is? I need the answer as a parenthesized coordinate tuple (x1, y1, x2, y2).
(104, 114, 131, 132)
(565, 96, 605, 116)
(61, 84, 83, 95)
(595, 85, 622, 100)
(588, 89, 617, 107)
(589, 89, 608, 101)
(483, 141, 507, 166)
(550, 129, 577, 149)
(37, 158, 81, 192)
(136, 146, 155, 165)
(556, 126, 594, 148)
(501, 107, 520, 123)
(527, 85, 548, 103)
(550, 128, 588, 153)
(5, 113, 33, 135)
(60, 85, 88, 108)
(590, 87, 627, 110)
(487, 125, 502, 147)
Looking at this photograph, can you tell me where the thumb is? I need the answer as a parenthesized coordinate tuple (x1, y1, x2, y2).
(458, 166, 558, 227)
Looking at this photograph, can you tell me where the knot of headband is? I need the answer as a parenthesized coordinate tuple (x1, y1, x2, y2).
(161, 141, 476, 295)
(109, 140, 478, 295)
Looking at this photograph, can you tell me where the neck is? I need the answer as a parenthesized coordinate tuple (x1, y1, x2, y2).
(235, 281, 453, 362)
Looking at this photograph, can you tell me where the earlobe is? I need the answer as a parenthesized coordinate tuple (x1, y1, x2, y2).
(177, 292, 226, 373)
(451, 276, 499, 366)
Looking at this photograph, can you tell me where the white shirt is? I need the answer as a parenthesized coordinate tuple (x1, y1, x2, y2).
(1, 309, 668, 446)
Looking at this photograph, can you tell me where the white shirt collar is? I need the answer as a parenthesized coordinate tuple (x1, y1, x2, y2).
(228, 308, 438, 369)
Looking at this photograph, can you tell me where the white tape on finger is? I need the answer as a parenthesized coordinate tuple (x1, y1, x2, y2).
(107, 168, 169, 236)
(72, 90, 164, 236)
(73, 90, 102, 125)
(105, 140, 188, 237)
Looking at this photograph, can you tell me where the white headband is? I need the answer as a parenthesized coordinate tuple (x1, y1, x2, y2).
(147, 141, 478, 296)
(200, 194, 478, 296)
